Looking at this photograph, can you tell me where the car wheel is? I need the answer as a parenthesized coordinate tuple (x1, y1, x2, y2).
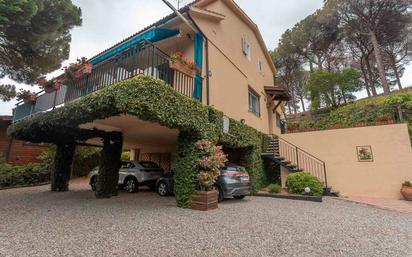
(233, 195, 245, 200)
(124, 177, 138, 193)
(90, 176, 97, 191)
(217, 187, 224, 203)
(157, 181, 168, 196)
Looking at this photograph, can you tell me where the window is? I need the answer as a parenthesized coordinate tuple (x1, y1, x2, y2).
(242, 35, 251, 60)
(248, 88, 260, 116)
(276, 112, 281, 128)
(258, 59, 264, 74)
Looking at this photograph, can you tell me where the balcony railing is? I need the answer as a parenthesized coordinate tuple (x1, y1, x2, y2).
(13, 41, 199, 123)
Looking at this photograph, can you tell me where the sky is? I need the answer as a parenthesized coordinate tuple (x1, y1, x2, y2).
(1, 0, 412, 115)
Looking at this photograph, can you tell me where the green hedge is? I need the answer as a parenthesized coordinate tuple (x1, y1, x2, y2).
(286, 172, 324, 196)
(0, 164, 50, 188)
(9, 76, 270, 207)
(291, 90, 412, 143)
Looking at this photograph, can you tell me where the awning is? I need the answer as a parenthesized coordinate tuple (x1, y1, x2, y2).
(90, 28, 180, 65)
(264, 86, 290, 102)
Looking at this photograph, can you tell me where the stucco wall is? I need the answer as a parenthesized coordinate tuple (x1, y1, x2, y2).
(281, 124, 412, 199)
(191, 1, 280, 135)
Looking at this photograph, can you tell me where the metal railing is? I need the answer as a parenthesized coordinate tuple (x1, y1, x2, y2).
(13, 40, 199, 123)
(276, 136, 328, 188)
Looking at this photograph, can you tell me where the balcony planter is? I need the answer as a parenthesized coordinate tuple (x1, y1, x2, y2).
(169, 52, 200, 78)
(401, 182, 412, 201)
(72, 63, 93, 80)
(23, 95, 37, 104)
(17, 90, 37, 104)
(191, 190, 218, 211)
(64, 58, 93, 82)
(375, 116, 394, 126)
(169, 61, 197, 78)
(43, 79, 62, 94)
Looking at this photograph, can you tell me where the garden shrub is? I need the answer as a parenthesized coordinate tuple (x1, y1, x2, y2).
(0, 163, 50, 188)
(286, 172, 324, 196)
(268, 183, 281, 193)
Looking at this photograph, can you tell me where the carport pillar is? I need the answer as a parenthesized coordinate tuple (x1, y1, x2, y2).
(51, 142, 76, 192)
(95, 132, 123, 199)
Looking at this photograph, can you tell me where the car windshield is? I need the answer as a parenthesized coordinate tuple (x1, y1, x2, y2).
(223, 166, 246, 172)
(139, 161, 160, 169)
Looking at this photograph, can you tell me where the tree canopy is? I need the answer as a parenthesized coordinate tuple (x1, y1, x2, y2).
(274, 0, 412, 113)
(0, 0, 82, 101)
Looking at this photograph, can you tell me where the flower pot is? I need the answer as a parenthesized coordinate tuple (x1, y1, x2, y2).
(191, 190, 218, 211)
(23, 95, 37, 104)
(38, 77, 46, 86)
(73, 63, 93, 80)
(169, 61, 197, 78)
(44, 80, 62, 93)
(401, 186, 412, 201)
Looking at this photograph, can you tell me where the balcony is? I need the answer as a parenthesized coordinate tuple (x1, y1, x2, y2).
(13, 41, 200, 123)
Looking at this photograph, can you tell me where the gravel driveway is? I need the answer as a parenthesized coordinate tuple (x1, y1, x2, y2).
(0, 179, 411, 257)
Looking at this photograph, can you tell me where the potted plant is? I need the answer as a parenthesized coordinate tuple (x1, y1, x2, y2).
(169, 52, 201, 78)
(401, 181, 412, 201)
(39, 78, 62, 93)
(64, 57, 93, 82)
(375, 115, 393, 126)
(16, 90, 37, 104)
(191, 140, 227, 211)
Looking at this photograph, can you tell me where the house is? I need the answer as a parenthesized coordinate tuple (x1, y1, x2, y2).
(8, 0, 292, 205)
(0, 116, 45, 165)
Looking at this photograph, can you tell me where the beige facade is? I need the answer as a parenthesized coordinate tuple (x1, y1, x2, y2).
(191, 0, 280, 134)
(281, 124, 412, 199)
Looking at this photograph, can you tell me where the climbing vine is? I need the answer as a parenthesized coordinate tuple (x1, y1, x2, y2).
(9, 76, 270, 207)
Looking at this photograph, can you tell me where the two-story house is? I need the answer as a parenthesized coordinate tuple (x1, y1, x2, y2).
(9, 0, 291, 206)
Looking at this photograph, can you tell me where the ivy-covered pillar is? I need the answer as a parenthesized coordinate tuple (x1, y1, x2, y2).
(95, 132, 123, 199)
(174, 131, 201, 208)
(51, 142, 76, 192)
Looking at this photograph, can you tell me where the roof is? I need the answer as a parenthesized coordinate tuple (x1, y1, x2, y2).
(89, 3, 195, 63)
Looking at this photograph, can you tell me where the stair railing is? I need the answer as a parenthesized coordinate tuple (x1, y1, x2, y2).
(271, 135, 328, 188)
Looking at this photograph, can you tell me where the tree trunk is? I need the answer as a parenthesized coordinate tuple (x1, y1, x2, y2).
(95, 133, 123, 198)
(391, 57, 403, 90)
(360, 58, 371, 97)
(370, 31, 390, 95)
(365, 57, 378, 96)
(299, 96, 306, 112)
(51, 143, 75, 192)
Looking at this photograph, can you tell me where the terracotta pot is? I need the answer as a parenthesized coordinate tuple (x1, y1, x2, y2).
(401, 186, 412, 201)
(44, 81, 62, 94)
(169, 61, 197, 78)
(23, 95, 37, 104)
(387, 118, 395, 124)
(191, 190, 218, 211)
(73, 63, 93, 80)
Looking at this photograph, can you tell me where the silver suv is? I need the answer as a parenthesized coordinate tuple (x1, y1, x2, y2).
(89, 161, 164, 193)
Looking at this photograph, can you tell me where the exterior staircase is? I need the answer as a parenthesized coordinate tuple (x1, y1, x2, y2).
(262, 135, 329, 189)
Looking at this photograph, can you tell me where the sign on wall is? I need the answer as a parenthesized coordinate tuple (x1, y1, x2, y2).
(357, 146, 374, 162)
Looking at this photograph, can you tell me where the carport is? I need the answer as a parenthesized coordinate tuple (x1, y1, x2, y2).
(8, 76, 269, 208)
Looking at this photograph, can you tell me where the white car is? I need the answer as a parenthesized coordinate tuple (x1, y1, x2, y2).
(89, 161, 164, 193)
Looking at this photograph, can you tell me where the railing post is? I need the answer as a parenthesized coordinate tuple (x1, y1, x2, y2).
(30, 102, 35, 117)
(323, 162, 328, 188)
(397, 105, 404, 123)
(151, 45, 156, 77)
(52, 90, 58, 110)
(295, 146, 299, 170)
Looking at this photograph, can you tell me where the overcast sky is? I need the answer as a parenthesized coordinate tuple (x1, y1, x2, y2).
(1, 0, 411, 115)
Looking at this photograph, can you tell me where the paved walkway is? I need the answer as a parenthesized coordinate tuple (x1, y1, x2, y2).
(339, 196, 412, 214)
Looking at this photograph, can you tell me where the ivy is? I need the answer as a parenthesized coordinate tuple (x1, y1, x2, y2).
(9, 76, 270, 207)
